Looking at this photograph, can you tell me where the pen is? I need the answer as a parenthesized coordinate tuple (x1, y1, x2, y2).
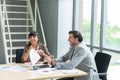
(42, 70, 48, 72)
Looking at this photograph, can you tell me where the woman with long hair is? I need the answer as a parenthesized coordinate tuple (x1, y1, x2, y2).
(21, 31, 50, 63)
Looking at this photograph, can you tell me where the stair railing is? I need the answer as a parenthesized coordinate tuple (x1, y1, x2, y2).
(35, 0, 47, 46)
(0, 0, 9, 64)
(3, 0, 13, 63)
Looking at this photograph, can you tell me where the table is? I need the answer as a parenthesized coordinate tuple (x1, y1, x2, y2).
(0, 63, 87, 80)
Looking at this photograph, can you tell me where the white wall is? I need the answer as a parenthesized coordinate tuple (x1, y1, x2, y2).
(38, 0, 73, 58)
(57, 0, 73, 57)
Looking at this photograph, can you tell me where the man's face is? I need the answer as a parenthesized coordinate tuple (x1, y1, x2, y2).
(68, 34, 77, 46)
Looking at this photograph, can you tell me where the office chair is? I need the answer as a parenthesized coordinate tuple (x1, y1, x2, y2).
(16, 49, 24, 63)
(95, 52, 111, 80)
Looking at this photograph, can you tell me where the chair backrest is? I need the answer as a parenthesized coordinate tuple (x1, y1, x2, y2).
(16, 49, 24, 63)
(95, 52, 111, 73)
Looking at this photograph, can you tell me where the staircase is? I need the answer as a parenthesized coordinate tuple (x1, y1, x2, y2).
(0, 0, 35, 63)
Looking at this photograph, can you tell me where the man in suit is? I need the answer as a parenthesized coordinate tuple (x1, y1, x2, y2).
(45, 31, 100, 80)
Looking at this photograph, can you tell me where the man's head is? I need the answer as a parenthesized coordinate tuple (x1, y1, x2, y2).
(68, 31, 83, 47)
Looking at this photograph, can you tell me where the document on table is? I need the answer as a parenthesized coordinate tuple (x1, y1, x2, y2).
(30, 49, 40, 65)
(60, 69, 79, 74)
(0, 65, 26, 72)
(33, 68, 56, 74)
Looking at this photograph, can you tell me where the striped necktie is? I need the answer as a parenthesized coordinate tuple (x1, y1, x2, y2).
(70, 48, 75, 60)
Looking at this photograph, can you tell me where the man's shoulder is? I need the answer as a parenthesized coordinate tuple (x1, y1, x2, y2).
(77, 42, 91, 53)
(77, 42, 87, 50)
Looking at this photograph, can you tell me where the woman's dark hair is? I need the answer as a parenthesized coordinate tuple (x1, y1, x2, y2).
(28, 31, 39, 38)
(69, 30, 83, 42)
(27, 31, 40, 46)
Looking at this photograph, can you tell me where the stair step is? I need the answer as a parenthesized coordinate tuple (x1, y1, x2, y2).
(7, 47, 24, 50)
(6, 39, 29, 42)
(2, 11, 30, 14)
(1, 4, 29, 8)
(5, 18, 31, 20)
(4, 25, 33, 27)
(8, 55, 16, 59)
(5, 32, 29, 34)
(1, 0, 35, 63)
(5, 0, 28, 1)
(17, 0, 28, 1)
(8, 54, 16, 58)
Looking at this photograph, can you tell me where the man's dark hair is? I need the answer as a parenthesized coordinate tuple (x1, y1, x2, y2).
(69, 30, 83, 42)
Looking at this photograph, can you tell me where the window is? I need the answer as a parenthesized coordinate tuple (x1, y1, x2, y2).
(80, 0, 120, 65)
(82, 0, 92, 44)
(105, 0, 120, 51)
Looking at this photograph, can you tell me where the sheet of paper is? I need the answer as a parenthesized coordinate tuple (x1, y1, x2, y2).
(60, 69, 79, 74)
(32, 68, 55, 74)
(0, 65, 26, 72)
(30, 49, 40, 65)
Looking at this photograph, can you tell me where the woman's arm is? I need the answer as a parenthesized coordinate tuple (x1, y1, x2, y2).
(21, 45, 32, 63)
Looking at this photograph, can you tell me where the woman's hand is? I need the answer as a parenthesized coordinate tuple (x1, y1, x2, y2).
(37, 49, 47, 57)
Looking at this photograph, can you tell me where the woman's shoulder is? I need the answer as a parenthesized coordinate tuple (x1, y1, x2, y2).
(38, 42, 44, 46)
(38, 42, 47, 48)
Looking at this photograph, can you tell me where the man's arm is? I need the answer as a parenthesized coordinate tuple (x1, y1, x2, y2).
(44, 50, 71, 68)
(56, 47, 72, 62)
(55, 48, 88, 69)
(56, 52, 69, 62)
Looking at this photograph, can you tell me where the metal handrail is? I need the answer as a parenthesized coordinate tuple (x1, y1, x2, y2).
(27, 0, 35, 31)
(3, 0, 13, 63)
(35, 0, 47, 46)
(0, 0, 9, 64)
(0, 0, 47, 63)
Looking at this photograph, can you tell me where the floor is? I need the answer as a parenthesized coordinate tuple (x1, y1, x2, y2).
(107, 65, 120, 80)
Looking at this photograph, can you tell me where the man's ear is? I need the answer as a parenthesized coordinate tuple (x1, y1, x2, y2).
(75, 37, 79, 42)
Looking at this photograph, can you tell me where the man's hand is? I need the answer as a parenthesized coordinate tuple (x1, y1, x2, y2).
(44, 56, 52, 63)
(51, 59, 56, 67)
(44, 55, 56, 67)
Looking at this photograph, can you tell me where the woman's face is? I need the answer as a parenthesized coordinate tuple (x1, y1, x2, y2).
(29, 36, 39, 45)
